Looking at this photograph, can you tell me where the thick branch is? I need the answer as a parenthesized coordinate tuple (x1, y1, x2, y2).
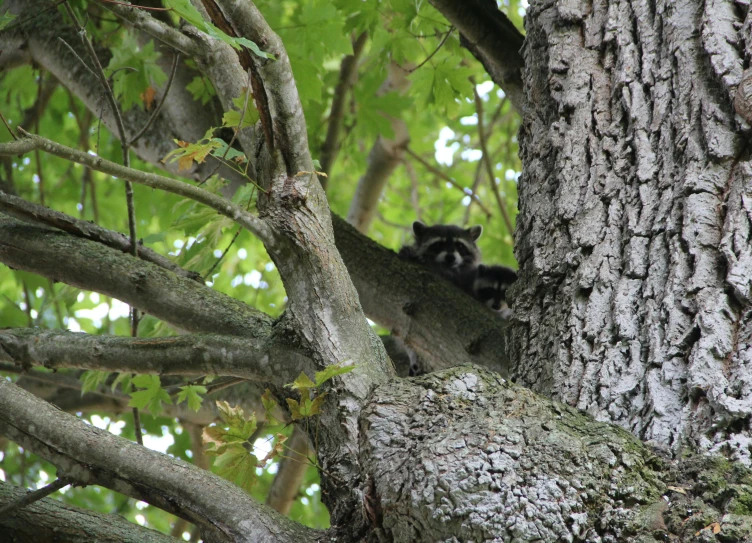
(0, 190, 201, 282)
(0, 380, 318, 543)
(0, 215, 271, 338)
(0, 481, 182, 543)
(429, 0, 525, 112)
(0, 329, 310, 385)
(333, 215, 509, 375)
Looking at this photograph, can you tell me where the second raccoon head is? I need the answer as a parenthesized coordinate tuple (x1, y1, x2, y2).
(412, 221, 482, 270)
(473, 264, 518, 311)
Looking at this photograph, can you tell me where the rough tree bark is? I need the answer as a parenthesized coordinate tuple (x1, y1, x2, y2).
(508, 0, 752, 463)
(1, 0, 751, 542)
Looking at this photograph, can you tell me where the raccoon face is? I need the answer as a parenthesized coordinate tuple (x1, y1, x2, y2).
(473, 264, 518, 311)
(412, 221, 482, 270)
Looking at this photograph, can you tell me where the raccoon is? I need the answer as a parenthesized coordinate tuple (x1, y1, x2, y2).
(471, 264, 518, 313)
(399, 221, 483, 280)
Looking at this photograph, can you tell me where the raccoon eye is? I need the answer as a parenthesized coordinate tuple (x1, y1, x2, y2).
(425, 242, 443, 254)
(457, 244, 469, 256)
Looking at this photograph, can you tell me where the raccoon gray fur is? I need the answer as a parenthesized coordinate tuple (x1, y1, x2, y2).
(399, 221, 483, 281)
(470, 264, 517, 313)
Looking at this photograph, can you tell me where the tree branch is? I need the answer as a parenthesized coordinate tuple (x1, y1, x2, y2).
(0, 214, 272, 338)
(320, 31, 368, 181)
(0, 481, 183, 543)
(0, 328, 310, 385)
(0, 133, 274, 244)
(333, 215, 509, 375)
(429, 0, 525, 112)
(0, 190, 201, 282)
(0, 380, 318, 543)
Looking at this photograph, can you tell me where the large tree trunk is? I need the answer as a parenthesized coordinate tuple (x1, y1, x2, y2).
(510, 0, 752, 459)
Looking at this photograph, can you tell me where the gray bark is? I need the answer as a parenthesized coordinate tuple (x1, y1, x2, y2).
(509, 0, 752, 460)
(0, 481, 182, 543)
(0, 379, 318, 543)
(359, 365, 752, 542)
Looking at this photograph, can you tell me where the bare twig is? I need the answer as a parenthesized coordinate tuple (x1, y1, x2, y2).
(407, 26, 454, 73)
(0, 112, 18, 140)
(0, 477, 72, 517)
(405, 147, 492, 217)
(129, 51, 180, 147)
(0, 134, 274, 243)
(472, 82, 513, 234)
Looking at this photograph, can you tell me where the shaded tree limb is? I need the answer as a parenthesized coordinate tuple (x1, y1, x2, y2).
(0, 480, 183, 543)
(429, 0, 525, 112)
(0, 379, 319, 543)
(0, 214, 272, 338)
(0, 476, 71, 517)
(206, 2, 394, 532)
(333, 215, 509, 375)
(2, 0, 246, 187)
(0, 189, 202, 282)
(0, 328, 311, 385)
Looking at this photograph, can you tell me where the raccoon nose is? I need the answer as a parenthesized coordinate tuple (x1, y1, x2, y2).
(444, 253, 457, 264)
(492, 301, 502, 310)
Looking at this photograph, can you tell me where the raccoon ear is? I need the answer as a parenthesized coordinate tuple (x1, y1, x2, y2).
(413, 221, 427, 238)
(467, 225, 483, 241)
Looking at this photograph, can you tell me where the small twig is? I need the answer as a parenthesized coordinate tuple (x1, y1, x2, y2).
(57, 37, 98, 79)
(98, 0, 172, 10)
(405, 147, 492, 217)
(129, 52, 180, 147)
(407, 26, 454, 73)
(21, 281, 33, 327)
(63, 0, 145, 442)
(0, 477, 72, 517)
(0, 111, 17, 141)
(472, 81, 514, 234)
(0, 133, 273, 242)
(203, 226, 242, 281)
(132, 404, 144, 445)
(201, 69, 253, 185)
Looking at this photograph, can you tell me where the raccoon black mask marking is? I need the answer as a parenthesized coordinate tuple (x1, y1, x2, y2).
(472, 264, 518, 312)
(399, 221, 483, 279)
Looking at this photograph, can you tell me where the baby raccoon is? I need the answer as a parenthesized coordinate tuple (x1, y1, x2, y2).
(399, 221, 483, 280)
(471, 264, 518, 312)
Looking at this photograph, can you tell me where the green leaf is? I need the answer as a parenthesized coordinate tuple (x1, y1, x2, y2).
(164, 0, 273, 59)
(0, 13, 16, 31)
(186, 76, 216, 105)
(213, 445, 258, 493)
(106, 32, 167, 111)
(314, 362, 356, 386)
(81, 370, 110, 394)
(177, 385, 207, 412)
(128, 375, 172, 416)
